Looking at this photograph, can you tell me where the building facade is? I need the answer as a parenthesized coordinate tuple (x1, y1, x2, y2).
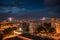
(51, 18, 60, 33)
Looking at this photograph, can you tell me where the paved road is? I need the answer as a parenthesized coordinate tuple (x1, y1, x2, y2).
(3, 33, 32, 40)
(3, 31, 55, 40)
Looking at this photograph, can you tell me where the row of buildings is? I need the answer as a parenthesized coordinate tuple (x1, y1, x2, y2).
(0, 17, 60, 34)
(19, 17, 60, 34)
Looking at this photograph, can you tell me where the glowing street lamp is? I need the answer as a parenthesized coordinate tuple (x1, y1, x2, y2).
(40, 17, 46, 20)
(8, 17, 12, 22)
(19, 28, 23, 32)
(42, 17, 46, 20)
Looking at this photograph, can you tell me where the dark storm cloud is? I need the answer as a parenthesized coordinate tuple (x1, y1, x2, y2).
(0, 0, 60, 20)
(0, 0, 60, 6)
(0, 6, 60, 19)
(0, 3, 24, 6)
(0, 0, 24, 6)
(44, 0, 60, 6)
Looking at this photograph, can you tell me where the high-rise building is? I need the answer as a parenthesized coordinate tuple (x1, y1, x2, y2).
(51, 18, 60, 33)
(29, 21, 40, 35)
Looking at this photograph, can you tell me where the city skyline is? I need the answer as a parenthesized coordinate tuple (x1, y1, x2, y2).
(0, 0, 60, 40)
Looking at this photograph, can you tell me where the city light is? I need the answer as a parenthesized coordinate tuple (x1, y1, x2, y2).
(8, 17, 12, 22)
(18, 27, 23, 32)
(40, 17, 46, 20)
(0, 17, 60, 40)
(13, 31, 22, 34)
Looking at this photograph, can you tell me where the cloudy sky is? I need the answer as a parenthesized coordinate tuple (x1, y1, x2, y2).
(0, 0, 60, 20)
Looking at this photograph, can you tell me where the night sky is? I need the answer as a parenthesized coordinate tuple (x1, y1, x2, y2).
(0, 0, 60, 20)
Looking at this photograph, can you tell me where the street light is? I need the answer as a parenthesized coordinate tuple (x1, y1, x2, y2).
(42, 17, 46, 20)
(19, 27, 23, 32)
(8, 17, 12, 22)
(40, 17, 46, 20)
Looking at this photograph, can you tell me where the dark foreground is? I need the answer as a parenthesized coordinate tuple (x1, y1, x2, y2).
(0, 33, 55, 40)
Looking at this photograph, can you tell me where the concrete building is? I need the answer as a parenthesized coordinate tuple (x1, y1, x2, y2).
(51, 18, 60, 33)
(29, 21, 41, 35)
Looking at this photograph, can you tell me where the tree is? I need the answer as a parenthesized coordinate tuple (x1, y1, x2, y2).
(0, 24, 1, 26)
(44, 22, 51, 32)
(12, 27, 17, 30)
(44, 22, 56, 33)
(0, 34, 3, 40)
(21, 22, 29, 32)
(44, 23, 51, 29)
(3, 28, 13, 35)
(37, 25, 47, 33)
(49, 27, 56, 33)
